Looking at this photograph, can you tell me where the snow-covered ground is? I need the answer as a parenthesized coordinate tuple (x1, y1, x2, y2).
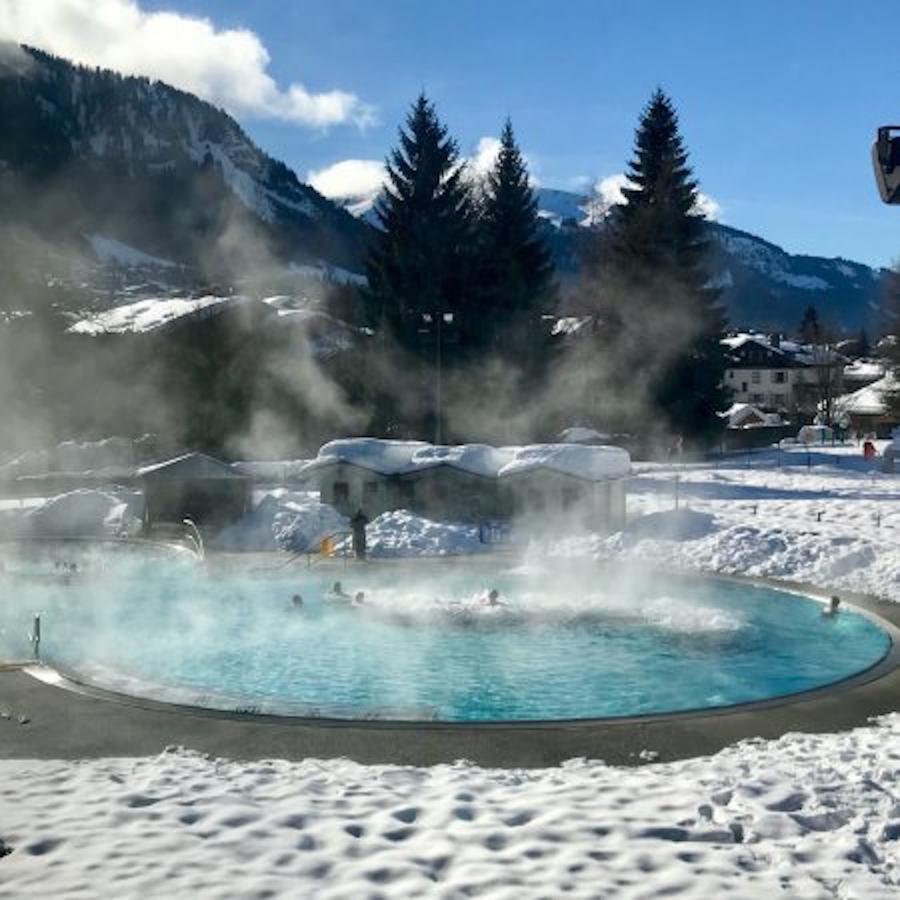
(1, 716, 899, 898)
(2, 441, 900, 897)
(552, 442, 900, 603)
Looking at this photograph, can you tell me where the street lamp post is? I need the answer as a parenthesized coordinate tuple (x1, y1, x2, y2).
(421, 311, 453, 444)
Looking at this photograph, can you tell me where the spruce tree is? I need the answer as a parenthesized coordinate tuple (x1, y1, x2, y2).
(365, 94, 475, 351)
(603, 89, 730, 446)
(799, 305, 820, 343)
(478, 120, 554, 353)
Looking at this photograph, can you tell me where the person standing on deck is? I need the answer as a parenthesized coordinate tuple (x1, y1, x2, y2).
(350, 509, 370, 561)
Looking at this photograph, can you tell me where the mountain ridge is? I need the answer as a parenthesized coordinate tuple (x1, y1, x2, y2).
(0, 45, 368, 302)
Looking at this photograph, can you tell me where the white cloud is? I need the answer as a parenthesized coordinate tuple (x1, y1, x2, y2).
(692, 192, 722, 221)
(308, 159, 386, 201)
(0, 0, 374, 128)
(469, 136, 502, 177)
(591, 172, 721, 221)
(594, 173, 632, 207)
(309, 135, 541, 203)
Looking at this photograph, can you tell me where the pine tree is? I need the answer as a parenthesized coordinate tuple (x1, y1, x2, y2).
(478, 120, 554, 353)
(799, 305, 820, 343)
(603, 89, 730, 446)
(365, 94, 475, 351)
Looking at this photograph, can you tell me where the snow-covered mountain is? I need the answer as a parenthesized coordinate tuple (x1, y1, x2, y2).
(0, 46, 367, 303)
(325, 179, 883, 331)
(527, 188, 884, 332)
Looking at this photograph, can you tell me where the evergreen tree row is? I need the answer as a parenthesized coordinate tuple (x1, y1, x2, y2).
(363, 90, 729, 448)
(365, 95, 554, 363)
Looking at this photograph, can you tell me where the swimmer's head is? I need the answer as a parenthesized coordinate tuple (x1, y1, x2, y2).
(333, 581, 341, 592)
(292, 594, 303, 606)
(488, 589, 499, 605)
(355, 591, 365, 603)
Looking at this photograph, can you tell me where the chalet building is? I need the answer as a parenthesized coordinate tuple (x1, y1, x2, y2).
(307, 439, 630, 533)
(833, 372, 899, 438)
(137, 452, 250, 528)
(722, 334, 845, 414)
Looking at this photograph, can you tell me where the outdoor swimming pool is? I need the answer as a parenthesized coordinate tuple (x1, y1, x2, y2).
(0, 542, 891, 721)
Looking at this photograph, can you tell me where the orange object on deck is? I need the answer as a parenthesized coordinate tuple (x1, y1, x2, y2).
(320, 537, 335, 556)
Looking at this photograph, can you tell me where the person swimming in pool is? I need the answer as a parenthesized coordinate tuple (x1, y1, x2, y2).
(823, 596, 841, 617)
(328, 581, 352, 603)
(353, 591, 365, 605)
(291, 593, 303, 609)
(482, 588, 504, 607)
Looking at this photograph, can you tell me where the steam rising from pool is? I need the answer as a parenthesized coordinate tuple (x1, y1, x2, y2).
(0, 542, 890, 721)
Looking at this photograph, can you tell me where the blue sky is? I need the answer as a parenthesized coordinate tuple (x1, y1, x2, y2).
(5, 0, 898, 267)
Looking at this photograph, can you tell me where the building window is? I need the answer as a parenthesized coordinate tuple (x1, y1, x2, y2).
(333, 481, 349, 504)
(750, 393, 765, 404)
(741, 382, 748, 393)
(774, 370, 787, 384)
(751, 370, 761, 384)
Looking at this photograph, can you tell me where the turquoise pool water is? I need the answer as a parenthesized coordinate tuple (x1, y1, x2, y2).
(0, 542, 891, 721)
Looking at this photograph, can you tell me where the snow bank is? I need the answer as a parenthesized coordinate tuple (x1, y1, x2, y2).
(214, 489, 347, 552)
(2, 715, 900, 898)
(0, 489, 144, 539)
(367, 510, 490, 557)
(548, 444, 900, 602)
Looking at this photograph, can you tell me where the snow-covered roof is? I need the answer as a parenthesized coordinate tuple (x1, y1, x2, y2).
(306, 439, 630, 482)
(721, 403, 766, 427)
(558, 427, 611, 444)
(835, 372, 898, 417)
(138, 452, 245, 480)
(722, 333, 844, 367)
(721, 334, 783, 353)
(68, 295, 257, 335)
(843, 359, 886, 381)
(551, 316, 593, 337)
(307, 439, 432, 476)
(405, 444, 516, 478)
(498, 444, 631, 481)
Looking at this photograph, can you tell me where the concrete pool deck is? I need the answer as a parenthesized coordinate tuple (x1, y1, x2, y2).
(1, 573, 899, 767)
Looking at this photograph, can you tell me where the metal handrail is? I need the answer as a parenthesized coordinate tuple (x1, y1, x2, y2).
(275, 529, 353, 569)
(182, 518, 205, 560)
